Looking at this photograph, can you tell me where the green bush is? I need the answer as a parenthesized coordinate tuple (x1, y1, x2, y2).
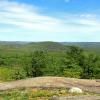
(0, 67, 15, 81)
(63, 69, 82, 78)
(12, 68, 27, 80)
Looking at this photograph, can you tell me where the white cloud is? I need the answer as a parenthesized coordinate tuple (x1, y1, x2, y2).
(80, 14, 97, 18)
(0, 1, 60, 32)
(0, 0, 100, 41)
(0, 28, 13, 33)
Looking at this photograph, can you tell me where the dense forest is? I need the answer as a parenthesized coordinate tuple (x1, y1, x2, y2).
(0, 41, 100, 81)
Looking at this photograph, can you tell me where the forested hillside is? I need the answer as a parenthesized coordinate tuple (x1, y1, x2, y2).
(0, 41, 100, 53)
(61, 42, 100, 54)
(0, 41, 100, 81)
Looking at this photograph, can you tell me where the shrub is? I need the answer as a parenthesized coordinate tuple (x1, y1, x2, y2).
(12, 68, 27, 80)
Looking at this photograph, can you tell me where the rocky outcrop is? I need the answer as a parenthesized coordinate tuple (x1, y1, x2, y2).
(50, 96, 100, 100)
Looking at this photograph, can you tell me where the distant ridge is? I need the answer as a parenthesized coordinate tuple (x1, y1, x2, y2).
(61, 42, 100, 53)
(0, 41, 100, 54)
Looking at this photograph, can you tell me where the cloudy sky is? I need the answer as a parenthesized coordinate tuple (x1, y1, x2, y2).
(0, 0, 100, 42)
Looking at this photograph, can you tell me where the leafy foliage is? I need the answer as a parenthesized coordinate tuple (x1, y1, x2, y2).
(0, 42, 100, 81)
(31, 51, 46, 77)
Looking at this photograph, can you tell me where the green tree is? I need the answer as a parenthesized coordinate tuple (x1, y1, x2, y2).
(81, 53, 100, 79)
(62, 46, 84, 78)
(63, 46, 84, 68)
(12, 68, 27, 80)
(0, 57, 5, 66)
(31, 50, 46, 77)
(63, 46, 100, 79)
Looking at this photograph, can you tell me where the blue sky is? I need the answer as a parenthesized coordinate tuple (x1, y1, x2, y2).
(0, 0, 100, 42)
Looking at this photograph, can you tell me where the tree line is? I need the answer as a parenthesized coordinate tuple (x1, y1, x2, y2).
(0, 46, 100, 80)
(17, 46, 100, 79)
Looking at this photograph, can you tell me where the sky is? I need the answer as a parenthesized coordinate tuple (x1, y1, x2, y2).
(0, 0, 100, 42)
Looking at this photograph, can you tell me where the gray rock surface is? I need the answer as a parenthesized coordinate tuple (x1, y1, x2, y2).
(50, 96, 100, 100)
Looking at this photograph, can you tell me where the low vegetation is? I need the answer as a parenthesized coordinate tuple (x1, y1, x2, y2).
(0, 88, 94, 100)
(0, 42, 100, 81)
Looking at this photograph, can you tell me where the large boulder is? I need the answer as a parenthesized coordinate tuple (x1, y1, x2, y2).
(68, 87, 83, 93)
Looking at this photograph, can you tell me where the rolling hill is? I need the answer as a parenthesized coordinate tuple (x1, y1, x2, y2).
(61, 42, 100, 54)
(0, 41, 100, 54)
